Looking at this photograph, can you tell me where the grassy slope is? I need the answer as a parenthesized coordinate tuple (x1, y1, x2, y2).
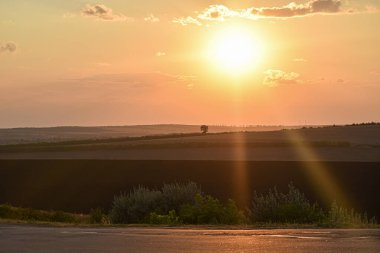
(0, 125, 379, 153)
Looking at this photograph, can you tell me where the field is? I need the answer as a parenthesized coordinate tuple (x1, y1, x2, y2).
(0, 160, 379, 217)
(0, 124, 379, 218)
(0, 124, 301, 145)
(0, 125, 379, 161)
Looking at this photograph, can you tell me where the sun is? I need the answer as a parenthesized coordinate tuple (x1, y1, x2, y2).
(207, 26, 263, 75)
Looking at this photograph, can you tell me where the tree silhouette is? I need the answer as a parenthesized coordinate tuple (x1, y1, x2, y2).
(200, 125, 208, 134)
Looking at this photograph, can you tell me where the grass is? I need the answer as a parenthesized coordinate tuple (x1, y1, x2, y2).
(0, 204, 89, 224)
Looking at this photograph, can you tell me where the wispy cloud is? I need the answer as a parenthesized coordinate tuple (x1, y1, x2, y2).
(0, 42, 17, 53)
(77, 72, 195, 89)
(144, 14, 159, 23)
(82, 4, 132, 22)
(197, 5, 239, 21)
(172, 16, 202, 26)
(156, 51, 166, 57)
(174, 0, 348, 26)
(250, 0, 342, 18)
(263, 69, 300, 87)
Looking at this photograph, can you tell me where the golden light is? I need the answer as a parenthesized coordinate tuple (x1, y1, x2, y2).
(206, 26, 264, 75)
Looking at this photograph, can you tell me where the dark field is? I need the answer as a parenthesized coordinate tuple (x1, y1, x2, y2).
(0, 160, 379, 217)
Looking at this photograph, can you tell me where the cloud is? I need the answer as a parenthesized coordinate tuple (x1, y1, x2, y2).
(336, 78, 345, 83)
(365, 5, 380, 13)
(77, 72, 195, 89)
(263, 69, 300, 87)
(82, 4, 132, 21)
(144, 14, 159, 23)
(172, 16, 202, 26)
(156, 51, 166, 57)
(251, 0, 342, 18)
(0, 42, 17, 53)
(197, 5, 238, 21)
(175, 0, 345, 25)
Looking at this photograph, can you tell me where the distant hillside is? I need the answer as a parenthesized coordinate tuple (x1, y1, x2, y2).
(0, 124, 302, 145)
(0, 124, 379, 161)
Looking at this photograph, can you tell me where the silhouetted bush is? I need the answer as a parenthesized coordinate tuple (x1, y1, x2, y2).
(109, 186, 162, 224)
(179, 194, 245, 224)
(161, 182, 202, 213)
(109, 182, 202, 224)
(249, 183, 324, 224)
(89, 208, 109, 224)
(324, 201, 377, 227)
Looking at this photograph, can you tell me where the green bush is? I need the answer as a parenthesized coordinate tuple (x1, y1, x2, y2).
(249, 183, 324, 224)
(89, 208, 106, 224)
(324, 201, 377, 227)
(161, 182, 202, 213)
(148, 210, 180, 225)
(109, 186, 163, 224)
(179, 194, 245, 224)
(109, 182, 201, 224)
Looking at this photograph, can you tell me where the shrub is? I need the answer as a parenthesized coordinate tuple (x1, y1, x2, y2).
(89, 208, 106, 224)
(249, 183, 324, 224)
(324, 201, 377, 227)
(148, 210, 180, 225)
(161, 182, 202, 213)
(109, 182, 201, 224)
(109, 186, 163, 224)
(179, 194, 245, 224)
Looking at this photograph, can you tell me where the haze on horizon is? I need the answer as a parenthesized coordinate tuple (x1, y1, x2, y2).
(1, 0, 380, 128)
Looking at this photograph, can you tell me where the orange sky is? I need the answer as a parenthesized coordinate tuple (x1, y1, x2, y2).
(0, 0, 379, 127)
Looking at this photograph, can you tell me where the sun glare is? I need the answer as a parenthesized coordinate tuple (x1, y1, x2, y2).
(207, 26, 264, 75)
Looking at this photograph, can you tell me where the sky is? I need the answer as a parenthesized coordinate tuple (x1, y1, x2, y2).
(0, 0, 379, 128)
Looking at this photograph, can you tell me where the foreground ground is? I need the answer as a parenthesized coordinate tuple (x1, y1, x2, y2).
(0, 225, 379, 253)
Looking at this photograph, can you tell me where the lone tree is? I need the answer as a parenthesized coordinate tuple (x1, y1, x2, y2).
(200, 125, 208, 134)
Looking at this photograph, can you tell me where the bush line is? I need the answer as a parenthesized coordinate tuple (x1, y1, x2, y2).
(1, 182, 377, 227)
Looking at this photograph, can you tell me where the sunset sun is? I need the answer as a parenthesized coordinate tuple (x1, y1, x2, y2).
(207, 26, 263, 74)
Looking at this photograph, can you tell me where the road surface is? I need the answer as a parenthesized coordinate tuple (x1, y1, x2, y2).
(0, 225, 379, 253)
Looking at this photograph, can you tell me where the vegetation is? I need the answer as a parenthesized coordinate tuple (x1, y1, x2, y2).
(0, 204, 88, 224)
(250, 183, 324, 224)
(89, 208, 109, 224)
(160, 182, 202, 213)
(323, 201, 377, 228)
(109, 186, 163, 224)
(180, 194, 245, 224)
(1, 182, 377, 227)
(148, 210, 180, 225)
(200, 125, 209, 134)
(108, 182, 245, 225)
